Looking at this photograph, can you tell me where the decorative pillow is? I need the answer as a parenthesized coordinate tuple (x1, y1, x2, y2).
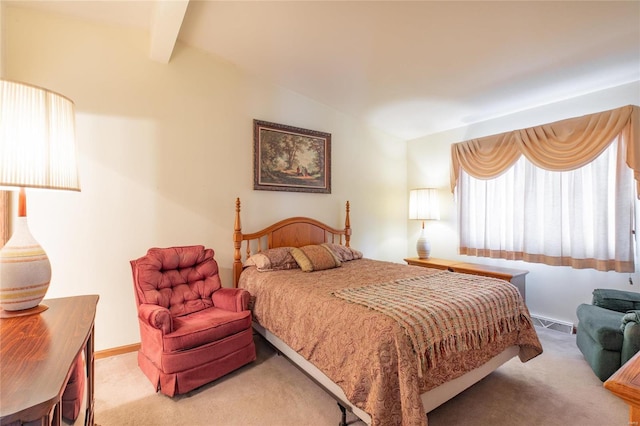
(244, 247, 299, 272)
(290, 245, 341, 272)
(321, 243, 363, 262)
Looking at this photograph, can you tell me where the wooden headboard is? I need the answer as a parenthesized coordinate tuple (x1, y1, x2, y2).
(233, 198, 351, 287)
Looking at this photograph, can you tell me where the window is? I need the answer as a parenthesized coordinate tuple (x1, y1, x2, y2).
(457, 137, 635, 272)
(451, 105, 639, 273)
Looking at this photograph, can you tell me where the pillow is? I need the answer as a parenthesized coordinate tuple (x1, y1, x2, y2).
(290, 245, 341, 272)
(244, 247, 299, 272)
(321, 243, 363, 262)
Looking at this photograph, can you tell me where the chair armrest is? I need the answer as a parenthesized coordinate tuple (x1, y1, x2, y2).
(212, 288, 251, 312)
(622, 310, 640, 330)
(593, 289, 640, 313)
(622, 321, 640, 365)
(137, 303, 172, 335)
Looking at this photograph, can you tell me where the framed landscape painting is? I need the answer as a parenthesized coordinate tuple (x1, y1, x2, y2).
(253, 120, 331, 193)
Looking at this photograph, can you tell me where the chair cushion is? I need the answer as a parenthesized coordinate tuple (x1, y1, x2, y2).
(163, 307, 252, 352)
(592, 289, 640, 313)
(576, 303, 624, 351)
(133, 245, 222, 317)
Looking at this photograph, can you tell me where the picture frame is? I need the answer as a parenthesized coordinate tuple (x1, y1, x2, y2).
(253, 120, 331, 194)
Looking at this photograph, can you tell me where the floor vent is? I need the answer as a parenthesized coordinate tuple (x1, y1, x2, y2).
(531, 315, 575, 334)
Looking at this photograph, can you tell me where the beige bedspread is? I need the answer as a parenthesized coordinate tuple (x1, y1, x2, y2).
(238, 258, 542, 426)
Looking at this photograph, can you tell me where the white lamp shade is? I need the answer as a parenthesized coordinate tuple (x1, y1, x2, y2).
(0, 79, 80, 191)
(409, 188, 440, 220)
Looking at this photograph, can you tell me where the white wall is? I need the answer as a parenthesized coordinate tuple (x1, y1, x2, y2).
(4, 6, 408, 351)
(408, 81, 640, 326)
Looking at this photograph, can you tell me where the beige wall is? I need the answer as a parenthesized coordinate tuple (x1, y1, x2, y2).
(0, 193, 11, 246)
(0, 4, 8, 246)
(0, 1, 4, 76)
(4, 7, 408, 351)
(408, 81, 640, 326)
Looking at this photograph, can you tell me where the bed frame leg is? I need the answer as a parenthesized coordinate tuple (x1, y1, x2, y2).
(337, 403, 347, 426)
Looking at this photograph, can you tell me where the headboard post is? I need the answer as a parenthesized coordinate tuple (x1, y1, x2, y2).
(233, 197, 243, 287)
(345, 201, 351, 247)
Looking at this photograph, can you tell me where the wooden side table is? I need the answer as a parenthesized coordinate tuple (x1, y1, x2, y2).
(0, 295, 99, 426)
(605, 350, 640, 424)
(404, 257, 528, 302)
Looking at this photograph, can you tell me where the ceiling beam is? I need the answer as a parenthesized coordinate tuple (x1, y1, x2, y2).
(149, 0, 189, 64)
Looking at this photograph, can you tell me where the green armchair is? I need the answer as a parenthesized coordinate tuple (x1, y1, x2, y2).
(576, 289, 640, 381)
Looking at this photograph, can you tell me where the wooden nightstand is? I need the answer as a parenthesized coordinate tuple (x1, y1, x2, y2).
(404, 257, 528, 302)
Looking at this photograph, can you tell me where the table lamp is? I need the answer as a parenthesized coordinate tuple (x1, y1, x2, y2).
(0, 79, 80, 317)
(409, 188, 440, 259)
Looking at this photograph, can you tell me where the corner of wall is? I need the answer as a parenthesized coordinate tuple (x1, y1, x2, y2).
(0, 3, 11, 246)
(0, 1, 5, 77)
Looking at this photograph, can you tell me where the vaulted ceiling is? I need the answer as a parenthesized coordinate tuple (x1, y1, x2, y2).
(6, 0, 640, 140)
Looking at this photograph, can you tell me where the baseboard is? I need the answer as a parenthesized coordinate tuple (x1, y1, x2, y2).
(531, 315, 575, 334)
(95, 343, 140, 360)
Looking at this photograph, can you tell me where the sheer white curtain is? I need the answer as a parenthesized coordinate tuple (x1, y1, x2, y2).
(457, 136, 636, 272)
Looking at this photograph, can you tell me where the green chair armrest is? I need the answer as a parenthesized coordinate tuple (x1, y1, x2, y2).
(621, 310, 640, 331)
(622, 321, 640, 365)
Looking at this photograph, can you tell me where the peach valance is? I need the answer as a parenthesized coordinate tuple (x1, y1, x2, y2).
(451, 105, 640, 197)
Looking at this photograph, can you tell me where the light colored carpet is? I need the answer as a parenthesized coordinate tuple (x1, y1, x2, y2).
(94, 326, 626, 425)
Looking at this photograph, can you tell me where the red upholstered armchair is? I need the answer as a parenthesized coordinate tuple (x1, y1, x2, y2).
(130, 245, 256, 396)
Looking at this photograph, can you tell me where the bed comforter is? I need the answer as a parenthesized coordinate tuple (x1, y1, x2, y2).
(238, 258, 542, 426)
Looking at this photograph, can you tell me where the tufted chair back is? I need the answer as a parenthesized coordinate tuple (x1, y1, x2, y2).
(131, 245, 222, 317)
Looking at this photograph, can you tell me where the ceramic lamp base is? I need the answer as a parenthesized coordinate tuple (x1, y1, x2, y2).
(0, 217, 51, 312)
(416, 229, 431, 259)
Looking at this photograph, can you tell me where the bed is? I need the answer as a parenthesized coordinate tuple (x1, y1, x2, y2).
(232, 198, 543, 426)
